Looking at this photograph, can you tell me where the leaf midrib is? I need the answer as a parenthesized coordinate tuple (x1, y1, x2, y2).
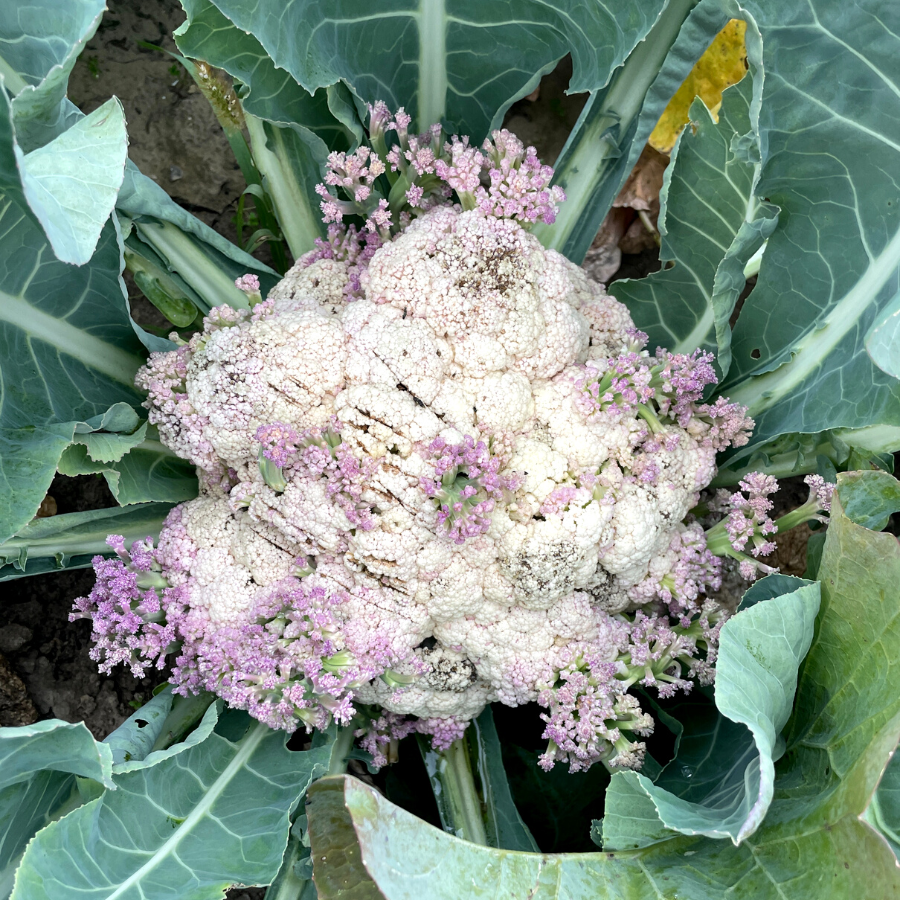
(0, 276, 143, 391)
(727, 223, 900, 414)
(103, 723, 268, 899)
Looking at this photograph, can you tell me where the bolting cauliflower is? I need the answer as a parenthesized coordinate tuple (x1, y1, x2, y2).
(75, 107, 767, 773)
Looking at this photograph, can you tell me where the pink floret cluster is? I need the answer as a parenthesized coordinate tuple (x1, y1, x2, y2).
(178, 578, 405, 731)
(301, 101, 566, 299)
(577, 333, 753, 453)
(72, 513, 411, 733)
(421, 436, 522, 544)
(706, 472, 836, 580)
(256, 421, 378, 531)
(69, 537, 176, 677)
(536, 606, 722, 772)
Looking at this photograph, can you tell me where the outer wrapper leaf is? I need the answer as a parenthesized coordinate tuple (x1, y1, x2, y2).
(0, 721, 114, 898)
(16, 97, 128, 265)
(0, 502, 176, 581)
(0, 0, 105, 149)
(603, 577, 819, 849)
(613, 75, 776, 369)
(10, 718, 332, 900)
(0, 87, 146, 541)
(719, 0, 900, 467)
(309, 471, 900, 898)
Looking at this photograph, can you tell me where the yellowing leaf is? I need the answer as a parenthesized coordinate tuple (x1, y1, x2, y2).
(649, 19, 747, 153)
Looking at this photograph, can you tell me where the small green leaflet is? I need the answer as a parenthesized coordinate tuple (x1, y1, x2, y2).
(613, 74, 777, 374)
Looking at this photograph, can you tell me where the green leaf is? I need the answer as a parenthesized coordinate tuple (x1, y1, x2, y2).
(0, 0, 105, 149)
(867, 291, 900, 380)
(0, 720, 113, 797)
(0, 721, 114, 898)
(103, 690, 177, 769)
(834, 469, 900, 532)
(0, 85, 147, 542)
(306, 777, 384, 900)
(719, 0, 900, 468)
(500, 742, 610, 853)
(311, 772, 900, 899)
(0, 502, 177, 581)
(17, 97, 128, 265)
(603, 577, 820, 849)
(174, 0, 349, 143)
(203, 0, 669, 140)
(119, 162, 280, 308)
(308, 471, 900, 897)
(11, 721, 332, 900)
(106, 694, 220, 775)
(469, 708, 538, 852)
(612, 75, 778, 373)
(57, 423, 198, 507)
(867, 747, 900, 860)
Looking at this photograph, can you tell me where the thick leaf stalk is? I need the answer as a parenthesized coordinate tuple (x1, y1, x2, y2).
(419, 732, 488, 846)
(532, 0, 699, 261)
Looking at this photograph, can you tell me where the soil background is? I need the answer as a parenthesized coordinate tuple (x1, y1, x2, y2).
(2, 3, 897, 897)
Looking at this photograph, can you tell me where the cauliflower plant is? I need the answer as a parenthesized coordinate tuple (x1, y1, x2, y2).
(74, 106, 832, 773)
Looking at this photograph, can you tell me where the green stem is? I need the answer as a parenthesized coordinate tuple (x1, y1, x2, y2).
(532, 0, 698, 258)
(149, 692, 215, 753)
(328, 724, 357, 776)
(637, 403, 665, 434)
(772, 499, 821, 534)
(134, 219, 250, 312)
(244, 113, 322, 259)
(419, 733, 488, 845)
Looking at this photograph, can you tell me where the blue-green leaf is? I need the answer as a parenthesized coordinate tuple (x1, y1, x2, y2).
(174, 0, 358, 256)
(11, 720, 332, 900)
(105, 693, 220, 775)
(867, 747, 900, 861)
(17, 97, 128, 265)
(826, 467, 900, 538)
(174, 0, 350, 143)
(603, 577, 820, 849)
(0, 0, 105, 149)
(57, 422, 198, 507)
(867, 290, 900, 380)
(0, 720, 113, 797)
(613, 75, 777, 373)
(119, 162, 280, 308)
(719, 0, 900, 467)
(203, 0, 669, 140)
(534, 0, 719, 262)
(0, 81, 148, 541)
(470, 708, 538, 852)
(0, 721, 114, 899)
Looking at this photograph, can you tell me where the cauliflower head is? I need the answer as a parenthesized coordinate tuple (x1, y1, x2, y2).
(78, 117, 752, 773)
